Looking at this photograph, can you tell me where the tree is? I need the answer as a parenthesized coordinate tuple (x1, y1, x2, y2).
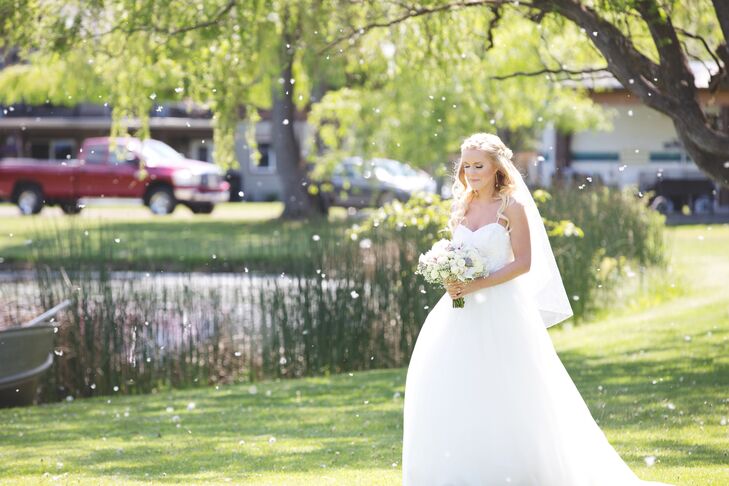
(6, 0, 718, 220)
(321, 0, 729, 188)
(306, 3, 612, 182)
(0, 0, 624, 220)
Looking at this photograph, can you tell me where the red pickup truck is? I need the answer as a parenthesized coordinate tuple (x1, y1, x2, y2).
(0, 137, 230, 215)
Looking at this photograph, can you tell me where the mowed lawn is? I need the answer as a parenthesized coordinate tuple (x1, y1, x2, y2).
(0, 201, 353, 269)
(0, 218, 727, 484)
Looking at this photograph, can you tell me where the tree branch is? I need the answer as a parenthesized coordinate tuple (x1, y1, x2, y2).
(317, 0, 535, 56)
(633, 0, 696, 101)
(488, 66, 610, 81)
(675, 27, 721, 67)
(89, 0, 237, 39)
(484, 4, 503, 51)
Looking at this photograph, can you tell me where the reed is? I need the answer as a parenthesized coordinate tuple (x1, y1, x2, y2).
(2, 224, 437, 404)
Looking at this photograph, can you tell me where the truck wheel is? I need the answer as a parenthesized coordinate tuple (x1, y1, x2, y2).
(146, 186, 177, 215)
(693, 195, 713, 215)
(187, 202, 215, 214)
(60, 200, 84, 215)
(15, 185, 44, 215)
(649, 195, 674, 215)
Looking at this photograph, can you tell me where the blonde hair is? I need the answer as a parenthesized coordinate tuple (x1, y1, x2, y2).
(448, 132, 520, 235)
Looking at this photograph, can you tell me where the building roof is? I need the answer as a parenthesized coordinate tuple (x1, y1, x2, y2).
(0, 116, 213, 130)
(562, 60, 722, 91)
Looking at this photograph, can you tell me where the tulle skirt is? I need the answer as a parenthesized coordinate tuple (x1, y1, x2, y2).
(402, 277, 673, 486)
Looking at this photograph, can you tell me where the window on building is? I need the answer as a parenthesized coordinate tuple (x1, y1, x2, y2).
(189, 139, 213, 163)
(197, 145, 209, 162)
(250, 143, 276, 173)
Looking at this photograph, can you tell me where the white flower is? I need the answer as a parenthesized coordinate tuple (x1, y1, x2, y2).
(433, 239, 450, 251)
(417, 238, 488, 288)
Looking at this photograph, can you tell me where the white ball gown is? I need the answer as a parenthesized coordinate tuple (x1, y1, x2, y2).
(401, 217, 674, 486)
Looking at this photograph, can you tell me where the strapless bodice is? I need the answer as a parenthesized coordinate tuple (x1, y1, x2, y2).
(453, 223, 514, 274)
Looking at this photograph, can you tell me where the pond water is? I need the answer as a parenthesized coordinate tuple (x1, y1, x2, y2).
(0, 269, 362, 331)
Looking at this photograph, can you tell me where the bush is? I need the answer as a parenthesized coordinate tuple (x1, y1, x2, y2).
(350, 183, 668, 323)
(538, 181, 668, 318)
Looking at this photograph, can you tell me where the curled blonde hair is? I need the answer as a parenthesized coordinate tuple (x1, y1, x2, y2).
(448, 132, 520, 235)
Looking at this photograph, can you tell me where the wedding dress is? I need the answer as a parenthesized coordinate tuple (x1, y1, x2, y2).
(401, 207, 673, 485)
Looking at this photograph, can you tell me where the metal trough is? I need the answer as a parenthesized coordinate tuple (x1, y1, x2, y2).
(0, 300, 71, 408)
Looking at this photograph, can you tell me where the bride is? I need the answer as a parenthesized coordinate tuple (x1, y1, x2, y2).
(401, 133, 673, 485)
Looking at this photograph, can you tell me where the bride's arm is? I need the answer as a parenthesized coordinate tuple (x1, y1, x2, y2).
(462, 199, 531, 295)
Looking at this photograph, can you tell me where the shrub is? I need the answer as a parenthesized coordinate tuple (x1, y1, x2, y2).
(349, 183, 667, 323)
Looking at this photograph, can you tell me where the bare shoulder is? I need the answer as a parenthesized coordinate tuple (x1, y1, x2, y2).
(503, 195, 526, 217)
(502, 196, 528, 235)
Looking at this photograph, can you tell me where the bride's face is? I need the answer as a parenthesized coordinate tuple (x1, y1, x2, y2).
(461, 149, 498, 194)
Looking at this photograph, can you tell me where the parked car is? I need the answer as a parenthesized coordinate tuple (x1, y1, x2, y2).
(314, 156, 436, 208)
(0, 137, 230, 215)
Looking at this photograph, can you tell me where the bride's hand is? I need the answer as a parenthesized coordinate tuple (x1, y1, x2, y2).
(444, 279, 465, 299)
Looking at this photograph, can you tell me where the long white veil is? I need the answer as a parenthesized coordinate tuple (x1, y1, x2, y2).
(508, 165, 574, 328)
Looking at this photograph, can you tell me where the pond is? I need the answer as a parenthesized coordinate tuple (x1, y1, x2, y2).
(0, 266, 428, 403)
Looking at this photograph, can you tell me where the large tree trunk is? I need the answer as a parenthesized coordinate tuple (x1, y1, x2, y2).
(273, 56, 328, 220)
(310, 79, 329, 156)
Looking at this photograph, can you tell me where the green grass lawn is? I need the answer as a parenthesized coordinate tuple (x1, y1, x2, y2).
(0, 202, 355, 270)
(0, 224, 727, 485)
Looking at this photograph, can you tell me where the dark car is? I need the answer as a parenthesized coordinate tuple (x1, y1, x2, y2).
(313, 156, 436, 208)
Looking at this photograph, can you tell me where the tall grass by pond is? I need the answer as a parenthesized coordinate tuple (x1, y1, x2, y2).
(0, 182, 676, 405)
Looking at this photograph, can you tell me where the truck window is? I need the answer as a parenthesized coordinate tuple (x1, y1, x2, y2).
(30, 141, 50, 159)
(109, 147, 138, 165)
(50, 139, 76, 160)
(85, 144, 109, 164)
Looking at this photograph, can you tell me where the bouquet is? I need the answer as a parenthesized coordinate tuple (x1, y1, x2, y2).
(416, 239, 489, 308)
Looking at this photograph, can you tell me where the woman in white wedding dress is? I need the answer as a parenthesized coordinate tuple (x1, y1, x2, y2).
(401, 133, 673, 486)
